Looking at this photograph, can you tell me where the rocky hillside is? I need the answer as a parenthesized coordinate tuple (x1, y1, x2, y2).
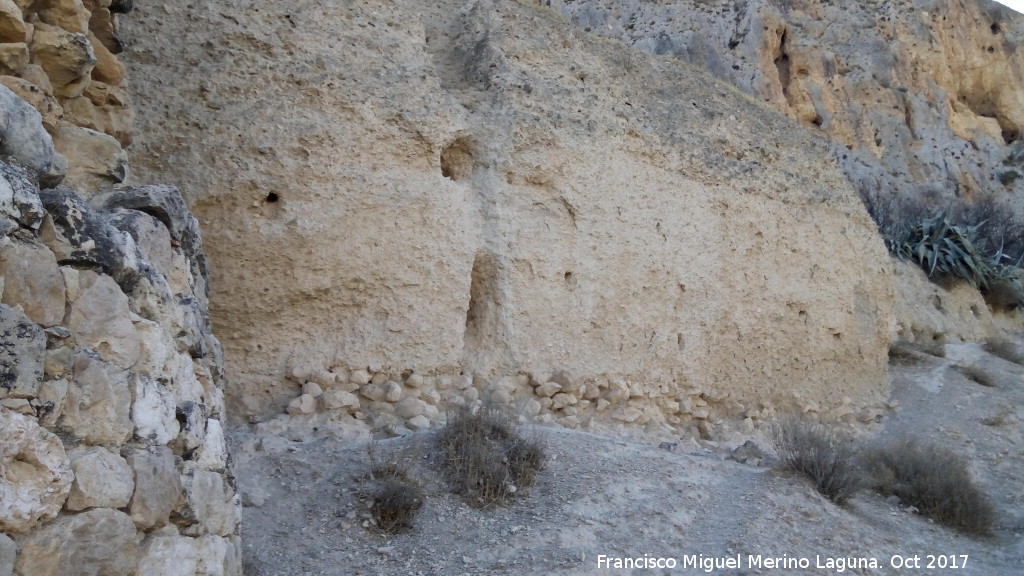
(121, 0, 895, 435)
(548, 0, 1024, 208)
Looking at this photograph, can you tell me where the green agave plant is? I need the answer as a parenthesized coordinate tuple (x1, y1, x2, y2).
(888, 209, 1023, 290)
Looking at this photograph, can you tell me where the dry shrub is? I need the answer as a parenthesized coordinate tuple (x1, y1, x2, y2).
(362, 446, 424, 533)
(438, 404, 544, 507)
(984, 337, 1024, 365)
(772, 416, 864, 505)
(862, 438, 995, 535)
(889, 340, 946, 364)
(242, 556, 263, 576)
(955, 364, 999, 388)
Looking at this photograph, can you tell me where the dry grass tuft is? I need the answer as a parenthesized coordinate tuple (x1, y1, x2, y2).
(362, 446, 424, 533)
(862, 438, 995, 536)
(889, 340, 946, 364)
(772, 416, 865, 505)
(955, 364, 999, 387)
(983, 337, 1024, 365)
(438, 404, 544, 507)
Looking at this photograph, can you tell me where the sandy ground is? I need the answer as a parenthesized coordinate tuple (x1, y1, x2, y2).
(231, 340, 1024, 576)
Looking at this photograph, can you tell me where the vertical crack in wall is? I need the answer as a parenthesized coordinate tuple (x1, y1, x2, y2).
(463, 251, 513, 376)
(774, 28, 793, 109)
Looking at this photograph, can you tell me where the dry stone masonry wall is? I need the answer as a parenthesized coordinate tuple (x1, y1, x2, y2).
(0, 0, 134, 192)
(266, 359, 893, 444)
(0, 99, 239, 574)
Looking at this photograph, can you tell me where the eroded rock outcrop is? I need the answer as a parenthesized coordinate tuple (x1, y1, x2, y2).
(121, 0, 896, 435)
(548, 0, 1024, 207)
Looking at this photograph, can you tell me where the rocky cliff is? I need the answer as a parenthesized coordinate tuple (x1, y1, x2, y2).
(548, 0, 1024, 208)
(121, 0, 896, 435)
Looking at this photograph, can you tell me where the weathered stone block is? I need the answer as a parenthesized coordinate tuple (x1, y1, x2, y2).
(0, 408, 72, 533)
(0, 533, 14, 576)
(319, 389, 359, 411)
(50, 124, 128, 190)
(0, 304, 44, 400)
(64, 270, 140, 368)
(0, 42, 27, 74)
(177, 465, 240, 537)
(125, 445, 183, 531)
(65, 446, 134, 510)
(194, 418, 227, 472)
(135, 534, 199, 576)
(14, 508, 138, 576)
(195, 535, 242, 576)
(88, 30, 124, 84)
(29, 22, 95, 97)
(0, 0, 25, 43)
(0, 93, 65, 187)
(0, 238, 65, 327)
(58, 353, 132, 445)
(40, 190, 136, 285)
(129, 372, 179, 445)
(35, 377, 67, 428)
(36, 0, 91, 35)
(286, 393, 316, 415)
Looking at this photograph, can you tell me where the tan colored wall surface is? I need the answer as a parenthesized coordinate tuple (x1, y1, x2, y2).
(120, 0, 896, 430)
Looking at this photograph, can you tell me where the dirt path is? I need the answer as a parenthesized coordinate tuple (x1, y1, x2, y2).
(233, 341, 1024, 576)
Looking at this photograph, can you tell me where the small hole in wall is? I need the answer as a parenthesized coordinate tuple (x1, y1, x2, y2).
(991, 22, 1001, 35)
(266, 192, 280, 203)
(440, 138, 475, 181)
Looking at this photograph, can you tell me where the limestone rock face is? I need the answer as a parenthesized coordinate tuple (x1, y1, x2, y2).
(0, 408, 72, 533)
(122, 0, 896, 424)
(548, 0, 1024, 207)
